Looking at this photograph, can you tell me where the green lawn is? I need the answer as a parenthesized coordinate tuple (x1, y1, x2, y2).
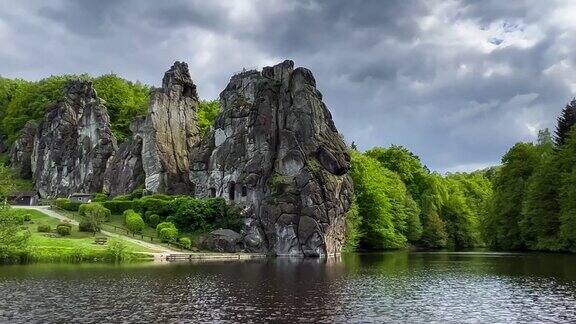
(14, 209, 158, 253)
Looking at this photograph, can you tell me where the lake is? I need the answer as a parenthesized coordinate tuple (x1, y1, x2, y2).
(0, 252, 575, 323)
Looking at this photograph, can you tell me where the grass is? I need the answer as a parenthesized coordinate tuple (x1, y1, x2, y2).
(13, 209, 158, 260)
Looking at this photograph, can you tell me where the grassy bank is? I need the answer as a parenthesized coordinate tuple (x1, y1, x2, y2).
(5, 209, 154, 264)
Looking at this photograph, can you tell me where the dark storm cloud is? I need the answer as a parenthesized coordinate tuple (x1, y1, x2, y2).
(1, 0, 575, 171)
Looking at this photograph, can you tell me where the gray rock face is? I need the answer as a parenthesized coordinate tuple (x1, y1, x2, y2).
(103, 117, 146, 196)
(198, 229, 244, 253)
(140, 61, 200, 194)
(189, 60, 353, 257)
(9, 121, 37, 179)
(31, 81, 116, 198)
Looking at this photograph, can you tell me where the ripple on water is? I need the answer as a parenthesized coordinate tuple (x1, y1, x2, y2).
(0, 252, 575, 323)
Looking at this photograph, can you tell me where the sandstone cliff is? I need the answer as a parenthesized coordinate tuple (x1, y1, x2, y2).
(9, 120, 37, 179)
(31, 81, 116, 198)
(189, 60, 353, 256)
(140, 62, 200, 194)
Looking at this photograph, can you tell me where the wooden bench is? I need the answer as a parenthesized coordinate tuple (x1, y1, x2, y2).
(94, 236, 108, 245)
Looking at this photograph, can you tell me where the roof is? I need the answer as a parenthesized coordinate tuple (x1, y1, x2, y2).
(69, 193, 93, 197)
(8, 191, 39, 197)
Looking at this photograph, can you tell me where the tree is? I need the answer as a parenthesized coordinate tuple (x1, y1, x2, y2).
(557, 128, 576, 252)
(0, 207, 30, 261)
(349, 150, 409, 249)
(197, 100, 220, 138)
(80, 204, 111, 235)
(484, 143, 540, 250)
(554, 99, 576, 147)
(0, 164, 14, 202)
(124, 209, 145, 235)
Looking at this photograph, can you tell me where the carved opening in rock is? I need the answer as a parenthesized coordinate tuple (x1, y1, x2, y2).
(228, 181, 236, 201)
(210, 188, 216, 197)
(241, 185, 247, 197)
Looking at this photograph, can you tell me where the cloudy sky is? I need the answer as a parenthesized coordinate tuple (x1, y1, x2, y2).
(1, 0, 575, 172)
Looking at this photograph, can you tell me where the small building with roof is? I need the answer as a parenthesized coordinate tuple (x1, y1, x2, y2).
(8, 191, 39, 206)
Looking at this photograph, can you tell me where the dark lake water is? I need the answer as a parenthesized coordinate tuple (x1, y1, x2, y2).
(1, 252, 575, 323)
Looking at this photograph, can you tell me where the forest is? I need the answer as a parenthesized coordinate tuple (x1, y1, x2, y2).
(0, 74, 575, 254)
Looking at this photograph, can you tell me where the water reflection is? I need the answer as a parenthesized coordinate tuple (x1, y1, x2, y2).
(0, 252, 575, 323)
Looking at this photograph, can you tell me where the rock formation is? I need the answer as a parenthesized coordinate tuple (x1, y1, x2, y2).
(103, 117, 146, 196)
(9, 121, 37, 179)
(140, 62, 200, 194)
(31, 81, 116, 198)
(189, 60, 353, 257)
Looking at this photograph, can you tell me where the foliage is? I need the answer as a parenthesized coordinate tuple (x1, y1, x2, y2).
(105, 239, 131, 263)
(178, 237, 192, 249)
(0, 207, 30, 263)
(158, 227, 179, 243)
(167, 197, 242, 233)
(102, 200, 137, 214)
(343, 200, 362, 252)
(554, 99, 576, 147)
(123, 209, 145, 234)
(53, 198, 82, 211)
(79, 203, 111, 222)
(156, 221, 177, 235)
(92, 74, 150, 141)
(0, 164, 14, 201)
(198, 99, 220, 138)
(0, 74, 150, 145)
(22, 213, 32, 222)
(37, 224, 51, 233)
(349, 150, 408, 249)
(56, 225, 71, 236)
(92, 193, 109, 202)
(147, 214, 161, 228)
(79, 204, 110, 234)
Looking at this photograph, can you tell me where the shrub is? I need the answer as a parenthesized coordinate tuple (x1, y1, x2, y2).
(167, 197, 242, 233)
(23, 214, 32, 222)
(37, 224, 51, 233)
(54, 198, 82, 212)
(147, 214, 161, 228)
(156, 221, 176, 234)
(105, 239, 130, 263)
(56, 225, 71, 236)
(129, 189, 144, 200)
(92, 193, 108, 202)
(54, 198, 70, 210)
(123, 209, 145, 234)
(159, 227, 178, 243)
(79, 203, 111, 221)
(79, 219, 100, 233)
(102, 200, 138, 214)
(138, 197, 171, 216)
(179, 237, 192, 249)
(112, 194, 131, 201)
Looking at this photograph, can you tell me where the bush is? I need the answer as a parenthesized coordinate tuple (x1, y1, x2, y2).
(23, 214, 32, 222)
(138, 197, 171, 216)
(54, 198, 82, 211)
(79, 220, 100, 233)
(102, 200, 137, 214)
(159, 227, 178, 243)
(56, 225, 71, 236)
(167, 197, 242, 233)
(79, 203, 111, 221)
(112, 194, 131, 201)
(147, 214, 161, 228)
(156, 221, 176, 233)
(179, 237, 192, 249)
(129, 189, 144, 200)
(105, 239, 130, 263)
(37, 224, 51, 233)
(123, 209, 145, 234)
(54, 198, 70, 210)
(92, 193, 108, 202)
